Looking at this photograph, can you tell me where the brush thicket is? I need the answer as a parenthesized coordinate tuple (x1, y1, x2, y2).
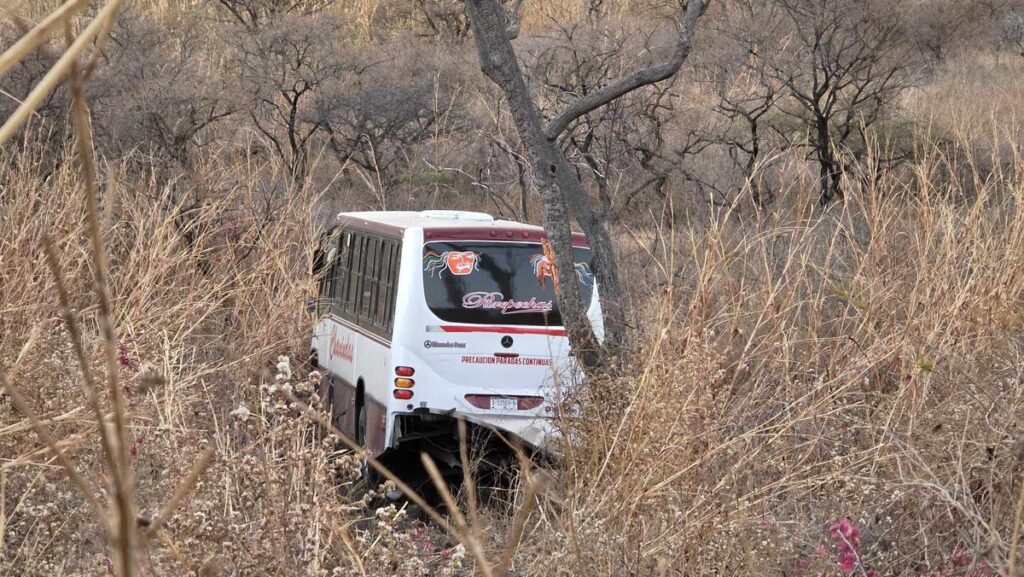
(4, 1, 1024, 576)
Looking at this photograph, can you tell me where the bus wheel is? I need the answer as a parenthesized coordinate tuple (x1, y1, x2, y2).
(354, 401, 379, 490)
(355, 400, 367, 445)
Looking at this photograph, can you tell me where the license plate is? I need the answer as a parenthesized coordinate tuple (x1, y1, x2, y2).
(490, 397, 517, 412)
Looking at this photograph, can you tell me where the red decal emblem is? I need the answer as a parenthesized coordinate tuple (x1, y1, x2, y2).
(445, 251, 478, 276)
(424, 250, 480, 277)
(329, 325, 354, 362)
(530, 238, 593, 291)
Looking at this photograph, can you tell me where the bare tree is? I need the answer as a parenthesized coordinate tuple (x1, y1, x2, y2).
(464, 0, 708, 367)
(526, 22, 686, 220)
(315, 82, 443, 196)
(711, 70, 780, 207)
(701, 1, 785, 208)
(228, 13, 353, 180)
(1002, 12, 1024, 56)
(0, 23, 69, 153)
(412, 0, 472, 40)
(756, 0, 923, 204)
(91, 9, 234, 169)
(213, 0, 336, 29)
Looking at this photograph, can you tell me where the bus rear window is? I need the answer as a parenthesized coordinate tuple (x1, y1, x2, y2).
(422, 241, 594, 326)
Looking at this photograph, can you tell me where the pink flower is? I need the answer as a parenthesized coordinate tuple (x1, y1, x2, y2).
(226, 221, 239, 237)
(128, 433, 145, 459)
(830, 518, 862, 551)
(830, 518, 865, 573)
(838, 552, 858, 573)
(117, 340, 136, 370)
(866, 569, 881, 577)
(951, 548, 970, 568)
(968, 560, 993, 577)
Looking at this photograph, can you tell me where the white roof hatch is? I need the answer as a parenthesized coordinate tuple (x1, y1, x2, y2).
(419, 210, 494, 222)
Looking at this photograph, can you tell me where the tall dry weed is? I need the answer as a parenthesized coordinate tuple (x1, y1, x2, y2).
(530, 138, 1024, 576)
(4, 3, 1024, 576)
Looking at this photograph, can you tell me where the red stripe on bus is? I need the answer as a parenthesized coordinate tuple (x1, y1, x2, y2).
(439, 325, 567, 336)
(424, 227, 590, 247)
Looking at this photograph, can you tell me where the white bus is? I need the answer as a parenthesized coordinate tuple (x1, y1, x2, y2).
(310, 210, 601, 473)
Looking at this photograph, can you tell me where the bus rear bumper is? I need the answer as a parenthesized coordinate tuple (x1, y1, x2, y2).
(456, 412, 560, 450)
(393, 409, 561, 454)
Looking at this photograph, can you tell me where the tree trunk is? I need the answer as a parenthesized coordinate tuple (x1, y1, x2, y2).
(815, 115, 841, 205)
(516, 155, 529, 222)
(465, 0, 604, 366)
(465, 0, 705, 368)
(553, 166, 628, 360)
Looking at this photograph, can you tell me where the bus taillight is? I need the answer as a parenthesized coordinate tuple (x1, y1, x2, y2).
(393, 389, 413, 400)
(516, 396, 544, 410)
(394, 378, 414, 389)
(395, 366, 415, 377)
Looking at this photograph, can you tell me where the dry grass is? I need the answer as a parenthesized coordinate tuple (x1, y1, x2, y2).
(4, 126, 1024, 576)
(4, 2, 1024, 577)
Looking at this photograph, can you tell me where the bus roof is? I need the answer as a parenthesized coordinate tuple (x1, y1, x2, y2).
(336, 211, 589, 246)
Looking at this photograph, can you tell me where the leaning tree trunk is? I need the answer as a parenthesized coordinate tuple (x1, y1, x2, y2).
(552, 165, 628, 361)
(465, 0, 706, 369)
(465, 0, 605, 366)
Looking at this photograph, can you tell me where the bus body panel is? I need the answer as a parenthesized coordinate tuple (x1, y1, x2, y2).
(311, 314, 391, 455)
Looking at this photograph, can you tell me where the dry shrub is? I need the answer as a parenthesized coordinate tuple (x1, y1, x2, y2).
(0, 147, 469, 575)
(5, 4, 1024, 575)
(5, 132, 1024, 577)
(499, 136, 1024, 576)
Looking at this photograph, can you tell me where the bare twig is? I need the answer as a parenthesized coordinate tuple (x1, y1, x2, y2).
(542, 0, 707, 140)
(0, 0, 89, 76)
(144, 446, 216, 535)
(496, 461, 541, 575)
(66, 8, 136, 572)
(42, 235, 121, 494)
(283, 391, 454, 534)
(1008, 476, 1024, 577)
(0, 0, 123, 147)
(421, 452, 496, 577)
(0, 370, 105, 521)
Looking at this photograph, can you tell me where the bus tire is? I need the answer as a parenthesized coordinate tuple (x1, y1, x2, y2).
(355, 393, 366, 445)
(354, 386, 379, 489)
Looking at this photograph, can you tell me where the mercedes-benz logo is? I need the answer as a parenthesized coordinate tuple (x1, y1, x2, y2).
(500, 335, 514, 348)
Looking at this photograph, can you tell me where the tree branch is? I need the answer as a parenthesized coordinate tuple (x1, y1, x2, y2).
(542, 0, 707, 141)
(504, 0, 525, 39)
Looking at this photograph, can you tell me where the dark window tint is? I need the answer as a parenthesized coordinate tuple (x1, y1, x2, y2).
(422, 241, 594, 326)
(360, 237, 378, 322)
(336, 232, 352, 307)
(317, 230, 342, 316)
(323, 229, 401, 337)
(345, 235, 364, 315)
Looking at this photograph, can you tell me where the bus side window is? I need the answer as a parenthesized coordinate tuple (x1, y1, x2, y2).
(375, 242, 392, 329)
(318, 231, 340, 316)
(333, 232, 350, 314)
(388, 242, 396, 328)
(328, 232, 399, 336)
(317, 255, 333, 314)
(373, 240, 386, 328)
(389, 242, 401, 329)
(346, 234, 365, 317)
(378, 241, 399, 331)
(360, 237, 379, 325)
